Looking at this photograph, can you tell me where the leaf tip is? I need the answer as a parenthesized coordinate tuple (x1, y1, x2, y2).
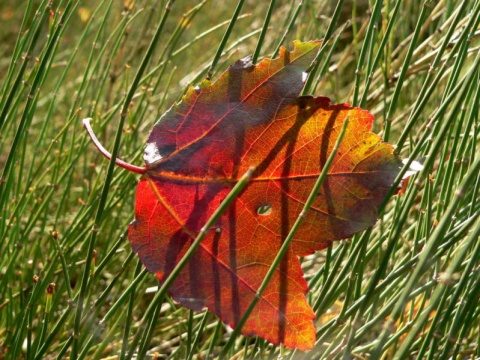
(292, 39, 322, 56)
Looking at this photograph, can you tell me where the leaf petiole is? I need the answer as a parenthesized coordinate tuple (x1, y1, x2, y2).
(83, 118, 147, 175)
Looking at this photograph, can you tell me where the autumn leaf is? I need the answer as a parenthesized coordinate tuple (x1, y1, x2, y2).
(94, 41, 402, 350)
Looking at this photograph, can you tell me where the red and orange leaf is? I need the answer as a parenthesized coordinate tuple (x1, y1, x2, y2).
(128, 41, 402, 350)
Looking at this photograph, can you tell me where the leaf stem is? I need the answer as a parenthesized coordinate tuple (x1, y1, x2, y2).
(83, 118, 147, 175)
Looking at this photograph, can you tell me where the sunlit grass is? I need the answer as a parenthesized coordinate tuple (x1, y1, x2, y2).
(1, 0, 479, 359)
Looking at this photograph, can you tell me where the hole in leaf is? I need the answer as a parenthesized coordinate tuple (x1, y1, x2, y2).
(257, 203, 272, 216)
